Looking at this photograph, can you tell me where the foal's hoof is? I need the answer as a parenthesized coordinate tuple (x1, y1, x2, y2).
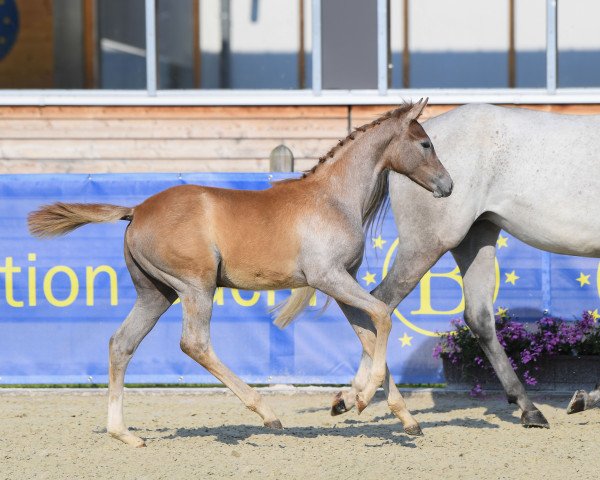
(331, 392, 349, 416)
(109, 431, 146, 447)
(264, 419, 283, 430)
(567, 390, 587, 414)
(356, 394, 368, 414)
(521, 409, 550, 428)
(404, 424, 423, 436)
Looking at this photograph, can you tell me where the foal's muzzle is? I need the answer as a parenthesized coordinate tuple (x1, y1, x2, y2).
(432, 174, 453, 198)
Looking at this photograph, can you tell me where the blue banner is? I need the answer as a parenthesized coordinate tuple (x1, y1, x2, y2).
(0, 174, 598, 384)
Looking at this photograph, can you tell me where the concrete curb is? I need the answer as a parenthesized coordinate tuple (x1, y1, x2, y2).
(0, 385, 575, 398)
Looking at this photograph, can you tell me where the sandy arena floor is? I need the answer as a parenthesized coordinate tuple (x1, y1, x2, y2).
(0, 387, 598, 480)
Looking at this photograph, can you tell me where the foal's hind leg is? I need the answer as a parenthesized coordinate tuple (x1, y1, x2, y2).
(108, 252, 176, 447)
(452, 221, 549, 428)
(179, 288, 282, 428)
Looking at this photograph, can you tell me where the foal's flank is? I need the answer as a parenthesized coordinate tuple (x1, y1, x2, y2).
(28, 99, 452, 447)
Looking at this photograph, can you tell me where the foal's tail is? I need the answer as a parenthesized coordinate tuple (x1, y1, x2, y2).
(28, 202, 133, 238)
(272, 287, 316, 329)
(272, 287, 331, 329)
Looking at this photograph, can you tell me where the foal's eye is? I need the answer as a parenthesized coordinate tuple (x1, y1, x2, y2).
(420, 141, 431, 149)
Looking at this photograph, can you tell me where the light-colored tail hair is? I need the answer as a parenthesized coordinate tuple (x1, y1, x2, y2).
(272, 287, 331, 329)
(28, 202, 133, 238)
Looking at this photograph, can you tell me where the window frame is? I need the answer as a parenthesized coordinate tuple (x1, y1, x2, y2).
(2, 0, 598, 106)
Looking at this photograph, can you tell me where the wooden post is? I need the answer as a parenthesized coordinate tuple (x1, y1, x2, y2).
(402, 0, 409, 88)
(83, 0, 97, 89)
(298, 0, 305, 89)
(269, 145, 294, 172)
(508, 0, 515, 88)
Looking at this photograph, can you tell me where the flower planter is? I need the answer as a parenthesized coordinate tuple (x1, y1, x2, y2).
(443, 355, 600, 391)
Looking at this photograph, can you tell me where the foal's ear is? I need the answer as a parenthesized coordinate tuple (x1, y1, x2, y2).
(406, 97, 429, 121)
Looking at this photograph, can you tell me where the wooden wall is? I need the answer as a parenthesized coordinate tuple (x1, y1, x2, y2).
(0, 104, 599, 174)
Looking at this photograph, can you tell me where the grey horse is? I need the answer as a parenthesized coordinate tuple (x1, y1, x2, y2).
(332, 103, 600, 429)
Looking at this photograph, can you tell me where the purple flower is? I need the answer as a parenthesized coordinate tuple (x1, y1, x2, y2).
(470, 383, 484, 397)
(523, 370, 537, 386)
(434, 310, 600, 392)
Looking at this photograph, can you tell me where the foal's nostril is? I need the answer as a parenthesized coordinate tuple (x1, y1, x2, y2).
(436, 174, 453, 197)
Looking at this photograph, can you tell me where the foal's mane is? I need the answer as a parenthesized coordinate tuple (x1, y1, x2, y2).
(302, 102, 414, 179)
(275, 101, 416, 232)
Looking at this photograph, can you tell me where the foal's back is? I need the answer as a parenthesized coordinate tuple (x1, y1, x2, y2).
(127, 182, 317, 290)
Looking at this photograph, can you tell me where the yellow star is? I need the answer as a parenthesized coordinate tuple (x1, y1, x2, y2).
(496, 235, 508, 248)
(505, 270, 520, 285)
(399, 332, 413, 347)
(496, 307, 508, 318)
(588, 309, 600, 321)
(362, 271, 376, 286)
(576, 273, 591, 287)
(372, 235, 387, 249)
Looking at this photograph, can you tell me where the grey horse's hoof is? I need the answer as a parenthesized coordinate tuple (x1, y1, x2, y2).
(567, 390, 587, 414)
(521, 409, 550, 428)
(264, 420, 283, 429)
(331, 392, 349, 416)
(404, 424, 423, 436)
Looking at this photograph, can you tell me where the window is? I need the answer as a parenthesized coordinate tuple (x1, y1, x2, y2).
(558, 0, 600, 87)
(390, 0, 546, 89)
(0, 0, 597, 103)
(0, 0, 147, 89)
(198, 0, 310, 89)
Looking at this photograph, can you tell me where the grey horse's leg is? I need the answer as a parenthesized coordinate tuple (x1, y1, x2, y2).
(179, 287, 282, 428)
(335, 302, 422, 435)
(107, 251, 176, 447)
(452, 221, 549, 428)
(567, 383, 600, 414)
(331, 242, 444, 426)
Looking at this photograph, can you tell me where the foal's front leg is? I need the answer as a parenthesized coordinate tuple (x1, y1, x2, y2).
(311, 270, 392, 412)
(335, 302, 422, 435)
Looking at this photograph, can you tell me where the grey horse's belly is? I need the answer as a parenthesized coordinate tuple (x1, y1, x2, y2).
(482, 199, 600, 257)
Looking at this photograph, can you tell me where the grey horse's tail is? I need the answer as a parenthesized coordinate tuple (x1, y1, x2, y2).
(28, 202, 133, 238)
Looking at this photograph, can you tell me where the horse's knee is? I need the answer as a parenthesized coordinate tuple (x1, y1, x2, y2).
(180, 335, 210, 362)
(370, 303, 391, 333)
(109, 332, 135, 363)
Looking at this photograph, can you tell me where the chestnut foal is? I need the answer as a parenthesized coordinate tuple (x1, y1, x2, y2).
(28, 100, 452, 447)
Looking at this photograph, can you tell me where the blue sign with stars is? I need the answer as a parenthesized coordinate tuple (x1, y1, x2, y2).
(0, 0, 18, 61)
(0, 173, 598, 384)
